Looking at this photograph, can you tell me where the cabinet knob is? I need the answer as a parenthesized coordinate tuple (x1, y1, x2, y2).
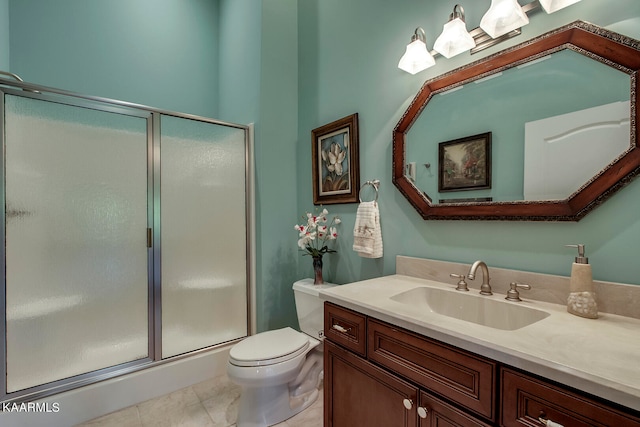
(402, 399, 413, 410)
(417, 406, 429, 419)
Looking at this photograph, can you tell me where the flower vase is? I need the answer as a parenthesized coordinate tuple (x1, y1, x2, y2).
(312, 255, 324, 285)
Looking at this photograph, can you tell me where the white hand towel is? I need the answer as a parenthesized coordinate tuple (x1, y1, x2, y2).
(353, 201, 383, 258)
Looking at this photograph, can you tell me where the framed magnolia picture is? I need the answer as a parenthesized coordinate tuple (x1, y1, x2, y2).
(311, 113, 360, 204)
(438, 132, 492, 192)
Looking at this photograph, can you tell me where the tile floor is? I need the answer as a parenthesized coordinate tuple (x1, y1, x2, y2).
(76, 374, 323, 427)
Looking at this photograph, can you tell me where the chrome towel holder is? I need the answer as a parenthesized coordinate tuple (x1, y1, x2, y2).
(359, 180, 380, 202)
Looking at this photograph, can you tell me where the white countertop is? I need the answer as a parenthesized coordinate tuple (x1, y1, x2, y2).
(319, 274, 640, 411)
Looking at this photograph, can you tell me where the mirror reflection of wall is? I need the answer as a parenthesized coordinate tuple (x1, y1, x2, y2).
(523, 99, 629, 200)
(405, 49, 630, 204)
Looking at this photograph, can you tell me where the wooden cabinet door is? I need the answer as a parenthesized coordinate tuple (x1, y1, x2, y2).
(325, 340, 419, 427)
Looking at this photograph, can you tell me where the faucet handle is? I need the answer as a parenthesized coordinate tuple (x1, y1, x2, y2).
(450, 273, 469, 292)
(505, 282, 531, 302)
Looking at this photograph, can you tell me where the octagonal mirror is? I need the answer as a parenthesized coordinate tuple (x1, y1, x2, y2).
(393, 21, 640, 220)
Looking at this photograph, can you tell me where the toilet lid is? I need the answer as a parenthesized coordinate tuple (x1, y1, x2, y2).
(229, 327, 310, 367)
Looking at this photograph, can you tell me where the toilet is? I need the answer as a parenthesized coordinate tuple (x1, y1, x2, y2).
(227, 279, 336, 427)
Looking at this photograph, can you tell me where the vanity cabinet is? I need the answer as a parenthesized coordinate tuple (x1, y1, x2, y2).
(324, 341, 491, 427)
(324, 302, 494, 426)
(324, 302, 640, 427)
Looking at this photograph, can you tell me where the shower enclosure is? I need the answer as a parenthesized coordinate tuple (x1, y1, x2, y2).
(0, 78, 250, 403)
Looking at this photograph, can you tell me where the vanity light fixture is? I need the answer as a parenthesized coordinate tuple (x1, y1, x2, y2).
(433, 5, 476, 59)
(398, 0, 584, 75)
(538, 0, 582, 14)
(479, 0, 529, 39)
(398, 27, 436, 74)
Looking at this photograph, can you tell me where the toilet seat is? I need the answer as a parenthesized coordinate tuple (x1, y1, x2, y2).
(229, 327, 310, 367)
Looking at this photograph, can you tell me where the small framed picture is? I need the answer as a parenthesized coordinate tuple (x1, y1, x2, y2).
(438, 132, 492, 192)
(311, 113, 360, 204)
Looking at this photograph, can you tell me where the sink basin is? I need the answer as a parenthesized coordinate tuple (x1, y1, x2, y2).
(390, 286, 550, 331)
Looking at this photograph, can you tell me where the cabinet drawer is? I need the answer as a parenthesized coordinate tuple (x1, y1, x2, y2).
(368, 318, 497, 421)
(419, 390, 492, 427)
(501, 368, 640, 427)
(324, 302, 367, 357)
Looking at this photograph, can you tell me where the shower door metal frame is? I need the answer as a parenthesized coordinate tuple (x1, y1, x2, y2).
(0, 78, 252, 404)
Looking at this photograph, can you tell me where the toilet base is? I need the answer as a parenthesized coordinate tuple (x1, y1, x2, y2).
(236, 383, 319, 427)
(235, 351, 323, 427)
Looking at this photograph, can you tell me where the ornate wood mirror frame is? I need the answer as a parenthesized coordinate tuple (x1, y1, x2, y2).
(392, 21, 639, 221)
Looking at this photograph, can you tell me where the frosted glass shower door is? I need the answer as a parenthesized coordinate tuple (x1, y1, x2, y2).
(161, 115, 248, 358)
(3, 94, 150, 392)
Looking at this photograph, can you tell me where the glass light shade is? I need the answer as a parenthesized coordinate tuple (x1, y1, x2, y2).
(433, 18, 476, 59)
(480, 0, 529, 39)
(538, 0, 581, 13)
(398, 39, 435, 75)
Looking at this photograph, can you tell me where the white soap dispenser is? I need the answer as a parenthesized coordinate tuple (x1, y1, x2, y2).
(565, 244, 598, 319)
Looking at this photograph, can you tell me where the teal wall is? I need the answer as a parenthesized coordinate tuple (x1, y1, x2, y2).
(0, 0, 8, 70)
(296, 0, 640, 295)
(219, 0, 298, 331)
(218, 0, 301, 332)
(218, 0, 260, 125)
(2, 0, 639, 338)
(255, 0, 300, 330)
(8, 0, 219, 117)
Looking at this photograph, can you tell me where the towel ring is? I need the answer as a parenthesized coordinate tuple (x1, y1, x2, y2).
(359, 180, 380, 203)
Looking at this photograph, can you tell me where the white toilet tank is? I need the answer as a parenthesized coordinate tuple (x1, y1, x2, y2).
(293, 279, 336, 339)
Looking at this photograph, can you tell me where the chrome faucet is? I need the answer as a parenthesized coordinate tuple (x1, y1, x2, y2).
(467, 260, 493, 295)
